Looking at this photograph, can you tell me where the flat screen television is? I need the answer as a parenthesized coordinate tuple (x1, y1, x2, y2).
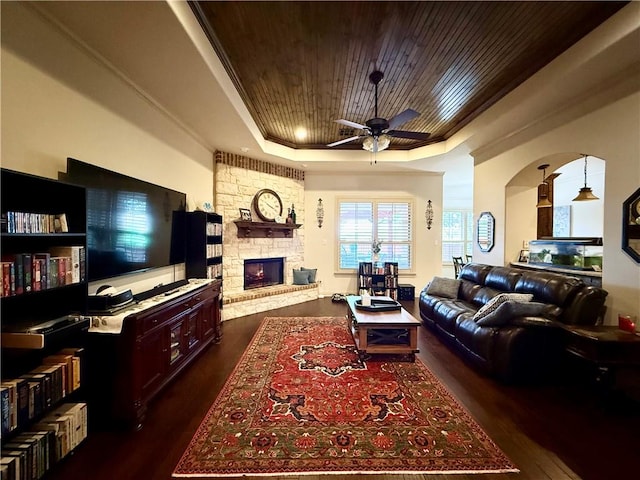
(62, 158, 187, 281)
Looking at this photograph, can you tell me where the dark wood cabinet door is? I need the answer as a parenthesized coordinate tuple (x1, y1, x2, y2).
(168, 315, 187, 369)
(186, 310, 200, 352)
(139, 328, 167, 401)
(199, 298, 215, 342)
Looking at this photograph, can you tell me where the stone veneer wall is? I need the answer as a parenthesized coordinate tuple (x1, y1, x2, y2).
(214, 151, 317, 320)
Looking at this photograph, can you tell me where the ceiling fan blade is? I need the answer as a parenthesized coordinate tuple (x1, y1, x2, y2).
(327, 135, 362, 147)
(335, 119, 368, 130)
(387, 109, 420, 130)
(387, 129, 430, 141)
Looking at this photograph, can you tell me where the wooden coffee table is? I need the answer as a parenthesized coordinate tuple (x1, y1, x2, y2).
(346, 295, 421, 360)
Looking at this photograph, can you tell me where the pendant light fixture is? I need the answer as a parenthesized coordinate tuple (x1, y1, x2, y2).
(536, 164, 553, 208)
(572, 154, 599, 201)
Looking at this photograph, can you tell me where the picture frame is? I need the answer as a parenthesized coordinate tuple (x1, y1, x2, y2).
(239, 208, 252, 222)
(518, 249, 530, 263)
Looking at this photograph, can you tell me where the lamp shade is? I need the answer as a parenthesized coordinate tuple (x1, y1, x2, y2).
(536, 164, 553, 208)
(536, 195, 553, 208)
(573, 155, 599, 201)
(573, 187, 599, 201)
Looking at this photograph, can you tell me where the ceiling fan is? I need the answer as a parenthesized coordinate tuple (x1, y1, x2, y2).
(327, 70, 430, 153)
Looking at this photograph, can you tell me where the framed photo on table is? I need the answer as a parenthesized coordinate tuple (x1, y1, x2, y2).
(518, 249, 530, 262)
(239, 208, 252, 222)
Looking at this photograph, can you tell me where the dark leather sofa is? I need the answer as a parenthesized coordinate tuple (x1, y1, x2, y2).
(419, 263, 608, 382)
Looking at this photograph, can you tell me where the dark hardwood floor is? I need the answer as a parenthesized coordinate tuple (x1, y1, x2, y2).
(46, 298, 639, 480)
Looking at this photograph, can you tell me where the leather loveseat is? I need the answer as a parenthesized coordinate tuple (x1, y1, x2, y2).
(419, 263, 608, 382)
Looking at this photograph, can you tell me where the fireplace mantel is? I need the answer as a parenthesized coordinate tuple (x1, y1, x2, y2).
(234, 220, 301, 238)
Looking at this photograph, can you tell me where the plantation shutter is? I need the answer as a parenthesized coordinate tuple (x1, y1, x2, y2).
(338, 199, 412, 270)
(338, 201, 373, 269)
(377, 202, 412, 269)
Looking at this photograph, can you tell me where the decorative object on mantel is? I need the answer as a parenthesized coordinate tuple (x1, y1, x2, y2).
(316, 198, 324, 228)
(289, 204, 297, 223)
(572, 154, 599, 201)
(425, 199, 434, 229)
(536, 164, 553, 208)
(239, 208, 252, 221)
(234, 220, 301, 238)
(252, 188, 284, 221)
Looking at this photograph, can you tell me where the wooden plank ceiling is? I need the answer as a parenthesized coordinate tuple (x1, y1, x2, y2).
(191, 1, 626, 150)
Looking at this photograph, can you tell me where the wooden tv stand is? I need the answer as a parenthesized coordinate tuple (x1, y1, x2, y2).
(86, 280, 221, 430)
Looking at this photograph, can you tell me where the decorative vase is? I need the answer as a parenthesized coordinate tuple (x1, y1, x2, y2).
(373, 253, 379, 262)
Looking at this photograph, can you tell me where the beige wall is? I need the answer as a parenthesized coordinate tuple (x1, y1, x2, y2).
(304, 172, 444, 296)
(2, 1, 637, 324)
(475, 91, 640, 325)
(1, 2, 214, 294)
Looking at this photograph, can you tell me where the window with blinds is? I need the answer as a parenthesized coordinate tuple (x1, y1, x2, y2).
(442, 210, 473, 263)
(338, 199, 413, 270)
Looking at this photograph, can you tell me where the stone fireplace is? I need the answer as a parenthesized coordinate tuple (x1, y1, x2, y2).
(244, 257, 284, 290)
(214, 151, 319, 321)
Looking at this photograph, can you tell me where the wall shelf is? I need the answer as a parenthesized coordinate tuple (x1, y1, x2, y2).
(234, 220, 301, 238)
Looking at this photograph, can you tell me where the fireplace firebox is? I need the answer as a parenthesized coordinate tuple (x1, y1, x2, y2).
(244, 257, 284, 290)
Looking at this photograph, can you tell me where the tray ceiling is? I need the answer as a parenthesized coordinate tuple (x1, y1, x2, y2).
(191, 1, 626, 151)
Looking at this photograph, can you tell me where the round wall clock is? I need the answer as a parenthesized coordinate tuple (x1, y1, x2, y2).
(252, 189, 283, 222)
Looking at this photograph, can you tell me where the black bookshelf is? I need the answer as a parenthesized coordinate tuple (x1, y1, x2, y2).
(1, 169, 88, 327)
(185, 211, 223, 281)
(357, 261, 399, 300)
(1, 169, 90, 470)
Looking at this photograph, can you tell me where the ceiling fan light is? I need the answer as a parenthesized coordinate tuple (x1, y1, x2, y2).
(378, 134, 391, 150)
(362, 134, 391, 153)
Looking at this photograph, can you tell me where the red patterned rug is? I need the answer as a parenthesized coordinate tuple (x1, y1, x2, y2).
(173, 317, 518, 477)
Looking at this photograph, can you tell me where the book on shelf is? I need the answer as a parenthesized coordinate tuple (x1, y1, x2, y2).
(22, 254, 32, 293)
(33, 253, 50, 290)
(1, 386, 10, 437)
(1, 379, 29, 429)
(0, 449, 26, 480)
(31, 257, 41, 292)
(2, 211, 71, 234)
(57, 347, 83, 391)
(1, 261, 15, 297)
(53, 213, 68, 233)
(1, 254, 24, 295)
(42, 355, 74, 397)
(48, 246, 84, 284)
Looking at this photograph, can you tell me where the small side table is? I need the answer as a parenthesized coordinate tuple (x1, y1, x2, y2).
(562, 325, 640, 388)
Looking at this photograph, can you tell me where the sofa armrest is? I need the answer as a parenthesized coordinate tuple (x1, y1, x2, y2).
(509, 317, 564, 328)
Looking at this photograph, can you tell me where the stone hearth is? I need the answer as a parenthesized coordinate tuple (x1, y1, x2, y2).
(214, 151, 318, 321)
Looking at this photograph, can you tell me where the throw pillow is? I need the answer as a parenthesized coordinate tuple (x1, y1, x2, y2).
(472, 292, 533, 324)
(476, 300, 547, 327)
(425, 277, 461, 299)
(300, 267, 317, 283)
(292, 269, 310, 285)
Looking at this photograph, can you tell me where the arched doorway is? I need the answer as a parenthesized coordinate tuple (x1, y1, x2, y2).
(504, 153, 605, 265)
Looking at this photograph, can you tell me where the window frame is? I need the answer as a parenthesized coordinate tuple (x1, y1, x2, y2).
(336, 196, 415, 273)
(441, 209, 474, 264)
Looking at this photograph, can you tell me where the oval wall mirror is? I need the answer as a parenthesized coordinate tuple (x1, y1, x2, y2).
(477, 211, 495, 252)
(622, 187, 640, 263)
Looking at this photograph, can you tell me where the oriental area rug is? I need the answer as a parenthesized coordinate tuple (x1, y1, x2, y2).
(173, 316, 518, 477)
